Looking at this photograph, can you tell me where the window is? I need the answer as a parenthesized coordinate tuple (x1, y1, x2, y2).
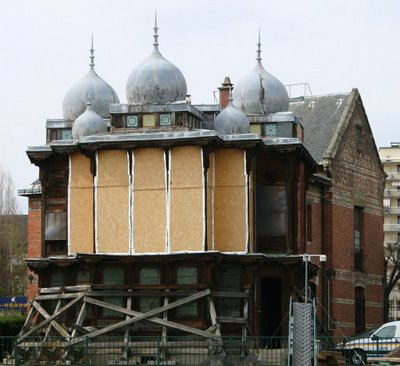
(306, 204, 313, 242)
(176, 267, 198, 317)
(397, 198, 400, 208)
(139, 268, 160, 313)
(397, 165, 400, 173)
(76, 270, 90, 285)
(103, 267, 124, 318)
(397, 216, 400, 225)
(375, 325, 396, 339)
(354, 287, 365, 334)
(354, 207, 363, 272)
(219, 267, 241, 317)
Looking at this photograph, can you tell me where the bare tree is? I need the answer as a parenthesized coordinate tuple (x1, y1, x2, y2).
(0, 166, 27, 296)
(384, 241, 400, 322)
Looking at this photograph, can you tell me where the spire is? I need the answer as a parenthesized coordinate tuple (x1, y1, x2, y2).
(153, 11, 159, 50)
(256, 27, 262, 64)
(89, 33, 95, 70)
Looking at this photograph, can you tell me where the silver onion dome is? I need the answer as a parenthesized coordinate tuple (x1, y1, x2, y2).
(63, 37, 119, 121)
(214, 94, 249, 135)
(233, 32, 289, 115)
(72, 99, 108, 139)
(126, 14, 187, 105)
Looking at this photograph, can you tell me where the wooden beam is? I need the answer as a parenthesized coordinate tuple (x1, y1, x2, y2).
(35, 293, 83, 301)
(31, 300, 70, 338)
(83, 296, 216, 339)
(207, 297, 221, 336)
(74, 289, 213, 341)
(211, 291, 249, 298)
(216, 317, 247, 324)
(19, 293, 85, 339)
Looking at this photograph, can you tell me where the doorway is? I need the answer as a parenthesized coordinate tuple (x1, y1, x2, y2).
(260, 277, 282, 337)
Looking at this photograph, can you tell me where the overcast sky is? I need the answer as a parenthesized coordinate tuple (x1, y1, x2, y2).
(1, 0, 400, 213)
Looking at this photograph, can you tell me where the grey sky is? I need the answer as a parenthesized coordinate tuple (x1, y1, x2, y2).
(1, 0, 399, 212)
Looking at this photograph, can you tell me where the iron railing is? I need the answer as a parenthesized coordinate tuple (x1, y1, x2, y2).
(0, 335, 395, 365)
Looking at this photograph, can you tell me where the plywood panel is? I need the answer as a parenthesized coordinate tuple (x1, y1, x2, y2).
(133, 148, 166, 253)
(69, 152, 93, 254)
(170, 146, 204, 252)
(96, 150, 129, 253)
(214, 148, 247, 252)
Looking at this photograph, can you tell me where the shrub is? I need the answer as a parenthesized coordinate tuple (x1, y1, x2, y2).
(0, 313, 25, 336)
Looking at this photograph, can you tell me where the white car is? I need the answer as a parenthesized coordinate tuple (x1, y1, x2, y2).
(340, 321, 400, 365)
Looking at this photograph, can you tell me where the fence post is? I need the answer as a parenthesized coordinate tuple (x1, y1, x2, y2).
(85, 336, 89, 366)
(157, 336, 161, 366)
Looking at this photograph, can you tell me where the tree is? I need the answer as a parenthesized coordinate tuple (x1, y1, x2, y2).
(384, 241, 400, 322)
(0, 166, 27, 296)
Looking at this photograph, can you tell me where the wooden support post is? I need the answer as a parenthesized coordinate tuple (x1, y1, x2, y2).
(19, 293, 85, 339)
(31, 300, 70, 338)
(70, 289, 213, 344)
(123, 290, 132, 360)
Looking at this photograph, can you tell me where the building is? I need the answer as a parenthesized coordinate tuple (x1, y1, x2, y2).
(379, 143, 400, 321)
(19, 21, 385, 362)
(289, 91, 385, 335)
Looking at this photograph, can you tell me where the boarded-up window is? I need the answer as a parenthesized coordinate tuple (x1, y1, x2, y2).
(103, 267, 124, 318)
(219, 267, 241, 317)
(140, 268, 160, 312)
(176, 267, 198, 317)
(50, 272, 63, 287)
(76, 270, 90, 285)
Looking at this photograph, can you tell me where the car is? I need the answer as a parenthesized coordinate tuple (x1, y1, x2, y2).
(340, 321, 400, 365)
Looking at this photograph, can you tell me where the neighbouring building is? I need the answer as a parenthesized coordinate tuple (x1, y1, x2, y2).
(289, 90, 385, 336)
(379, 143, 400, 321)
(18, 20, 385, 364)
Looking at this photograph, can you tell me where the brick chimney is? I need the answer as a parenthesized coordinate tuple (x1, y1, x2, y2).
(218, 76, 233, 108)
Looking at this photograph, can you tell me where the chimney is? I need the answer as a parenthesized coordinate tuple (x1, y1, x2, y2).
(218, 76, 233, 108)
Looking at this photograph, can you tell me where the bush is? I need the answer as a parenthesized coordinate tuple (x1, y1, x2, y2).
(0, 313, 25, 336)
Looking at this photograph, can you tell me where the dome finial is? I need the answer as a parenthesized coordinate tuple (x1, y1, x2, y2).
(86, 94, 92, 110)
(256, 27, 262, 64)
(153, 11, 159, 50)
(89, 33, 95, 70)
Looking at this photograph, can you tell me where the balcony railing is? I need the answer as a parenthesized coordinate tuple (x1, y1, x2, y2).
(384, 207, 400, 215)
(386, 172, 400, 180)
(384, 224, 400, 232)
(384, 189, 400, 197)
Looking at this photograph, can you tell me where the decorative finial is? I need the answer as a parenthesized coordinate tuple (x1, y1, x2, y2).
(86, 95, 92, 110)
(89, 33, 95, 69)
(153, 11, 159, 50)
(256, 27, 262, 64)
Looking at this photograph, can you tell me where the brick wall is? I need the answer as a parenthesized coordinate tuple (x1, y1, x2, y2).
(26, 196, 41, 301)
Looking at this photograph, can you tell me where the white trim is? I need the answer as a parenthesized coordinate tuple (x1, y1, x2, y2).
(201, 148, 206, 251)
(165, 150, 171, 253)
(244, 150, 249, 253)
(67, 155, 72, 255)
(211, 153, 215, 251)
(94, 152, 99, 254)
(129, 151, 134, 254)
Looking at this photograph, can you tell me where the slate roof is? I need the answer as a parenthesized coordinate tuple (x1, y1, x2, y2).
(289, 91, 353, 164)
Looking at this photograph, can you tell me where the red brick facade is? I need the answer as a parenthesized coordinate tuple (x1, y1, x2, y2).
(26, 196, 41, 301)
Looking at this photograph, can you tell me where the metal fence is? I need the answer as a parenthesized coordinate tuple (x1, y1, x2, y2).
(0, 334, 390, 366)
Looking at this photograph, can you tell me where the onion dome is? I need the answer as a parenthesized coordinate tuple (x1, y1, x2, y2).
(126, 14, 187, 104)
(63, 36, 119, 121)
(72, 99, 108, 139)
(214, 94, 249, 135)
(233, 31, 289, 115)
